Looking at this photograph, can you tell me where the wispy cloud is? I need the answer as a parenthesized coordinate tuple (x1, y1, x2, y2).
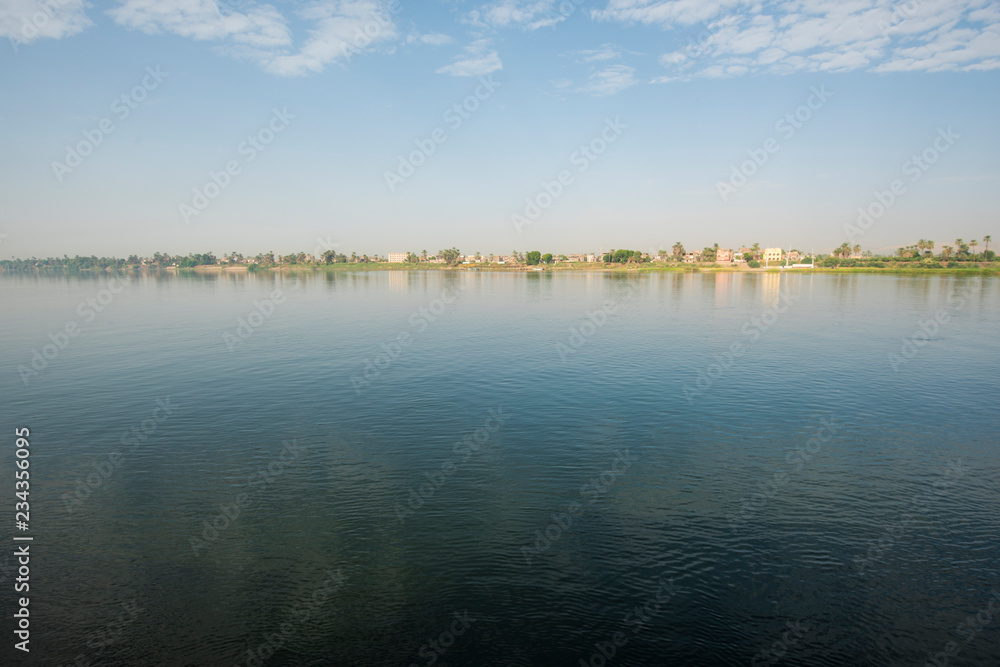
(406, 32, 452, 46)
(436, 38, 503, 76)
(1, 0, 92, 45)
(108, 0, 400, 76)
(577, 63, 637, 95)
(465, 0, 566, 31)
(109, 0, 291, 48)
(574, 43, 622, 62)
(593, 0, 1000, 80)
(264, 1, 399, 76)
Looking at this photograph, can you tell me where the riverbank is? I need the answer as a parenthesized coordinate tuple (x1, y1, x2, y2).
(6, 263, 999, 277)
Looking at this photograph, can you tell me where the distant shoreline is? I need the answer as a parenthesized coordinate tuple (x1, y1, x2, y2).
(6, 263, 998, 277)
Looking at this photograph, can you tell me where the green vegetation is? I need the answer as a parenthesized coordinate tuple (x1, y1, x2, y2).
(438, 247, 461, 266)
(602, 249, 647, 264)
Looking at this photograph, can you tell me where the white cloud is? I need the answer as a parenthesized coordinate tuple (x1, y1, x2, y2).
(577, 64, 637, 95)
(595, 0, 1000, 80)
(1, 0, 92, 45)
(406, 32, 452, 46)
(109, 0, 291, 47)
(265, 1, 399, 76)
(466, 1, 566, 31)
(108, 0, 400, 76)
(436, 38, 503, 76)
(574, 43, 622, 62)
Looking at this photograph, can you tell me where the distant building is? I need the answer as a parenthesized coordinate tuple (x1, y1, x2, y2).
(586, 254, 596, 262)
(763, 248, 783, 265)
(387, 252, 408, 263)
(787, 250, 801, 262)
(716, 248, 733, 263)
(682, 252, 701, 263)
(733, 252, 746, 263)
(739, 247, 755, 258)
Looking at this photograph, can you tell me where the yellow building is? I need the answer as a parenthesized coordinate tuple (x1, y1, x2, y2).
(763, 248, 783, 265)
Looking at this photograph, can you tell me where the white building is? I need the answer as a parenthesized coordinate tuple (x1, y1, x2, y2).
(387, 252, 408, 263)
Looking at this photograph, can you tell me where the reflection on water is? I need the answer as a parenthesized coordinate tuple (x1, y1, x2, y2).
(760, 270, 782, 306)
(0, 271, 998, 666)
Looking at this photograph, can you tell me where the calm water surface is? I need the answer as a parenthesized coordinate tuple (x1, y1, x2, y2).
(1, 270, 998, 666)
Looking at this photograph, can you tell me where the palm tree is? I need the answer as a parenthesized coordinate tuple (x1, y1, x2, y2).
(970, 239, 979, 260)
(853, 244, 861, 258)
(421, 249, 428, 261)
(942, 245, 953, 261)
(984, 235, 992, 260)
(926, 240, 934, 256)
(751, 242, 760, 260)
(672, 241, 684, 258)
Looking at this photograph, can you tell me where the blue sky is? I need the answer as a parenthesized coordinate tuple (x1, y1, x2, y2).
(1, 0, 998, 258)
